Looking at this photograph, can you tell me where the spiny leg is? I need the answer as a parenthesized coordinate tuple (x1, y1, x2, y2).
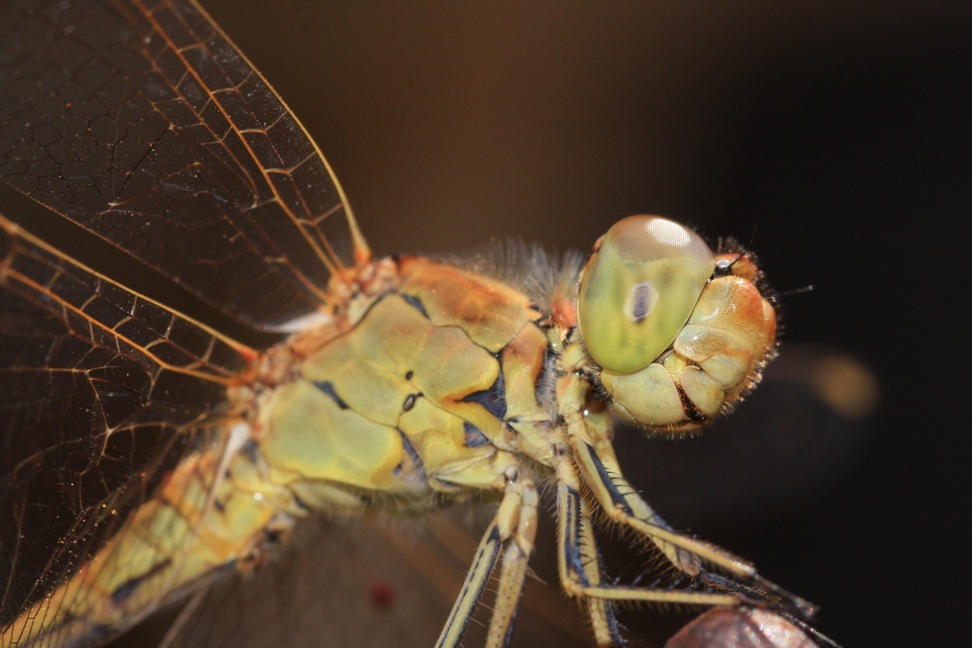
(556, 460, 740, 609)
(436, 468, 538, 648)
(435, 520, 501, 648)
(565, 430, 816, 619)
(486, 480, 537, 648)
(577, 497, 624, 648)
(556, 375, 713, 576)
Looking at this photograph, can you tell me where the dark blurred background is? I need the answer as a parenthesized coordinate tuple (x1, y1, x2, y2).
(6, 0, 972, 645)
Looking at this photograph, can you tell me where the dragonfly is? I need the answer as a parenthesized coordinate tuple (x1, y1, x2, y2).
(0, 1, 826, 646)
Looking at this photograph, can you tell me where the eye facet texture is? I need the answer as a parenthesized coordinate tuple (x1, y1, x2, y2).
(578, 215, 714, 373)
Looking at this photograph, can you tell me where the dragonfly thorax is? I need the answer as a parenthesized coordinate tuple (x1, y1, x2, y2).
(249, 256, 565, 514)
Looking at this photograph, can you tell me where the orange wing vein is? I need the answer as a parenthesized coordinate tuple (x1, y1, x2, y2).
(0, 0, 370, 330)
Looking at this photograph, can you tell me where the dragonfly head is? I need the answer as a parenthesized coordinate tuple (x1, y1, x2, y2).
(577, 215, 776, 432)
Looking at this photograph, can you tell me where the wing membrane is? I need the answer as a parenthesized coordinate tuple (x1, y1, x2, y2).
(0, 211, 254, 631)
(0, 0, 369, 330)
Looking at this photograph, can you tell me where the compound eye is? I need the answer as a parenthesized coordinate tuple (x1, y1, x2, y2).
(578, 215, 715, 373)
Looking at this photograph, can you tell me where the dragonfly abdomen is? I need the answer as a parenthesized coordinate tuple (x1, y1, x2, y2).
(4, 445, 294, 647)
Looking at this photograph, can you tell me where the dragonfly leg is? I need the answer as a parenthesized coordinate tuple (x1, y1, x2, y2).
(485, 476, 537, 648)
(556, 469, 741, 609)
(576, 496, 625, 648)
(436, 467, 538, 648)
(564, 426, 817, 619)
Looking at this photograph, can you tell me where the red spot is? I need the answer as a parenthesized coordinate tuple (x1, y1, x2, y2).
(368, 579, 396, 610)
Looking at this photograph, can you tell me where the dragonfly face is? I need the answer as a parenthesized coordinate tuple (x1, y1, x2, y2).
(0, 2, 818, 647)
(577, 215, 776, 431)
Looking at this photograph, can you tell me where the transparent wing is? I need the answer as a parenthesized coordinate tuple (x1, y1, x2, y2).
(0, 211, 253, 636)
(0, 0, 370, 331)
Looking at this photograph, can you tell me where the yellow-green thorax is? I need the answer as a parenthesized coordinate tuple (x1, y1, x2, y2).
(254, 256, 555, 511)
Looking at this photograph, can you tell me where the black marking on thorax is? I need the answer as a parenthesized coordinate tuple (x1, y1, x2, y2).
(314, 380, 349, 410)
(463, 422, 491, 448)
(461, 366, 507, 420)
(400, 293, 430, 318)
(403, 392, 422, 412)
(394, 430, 427, 485)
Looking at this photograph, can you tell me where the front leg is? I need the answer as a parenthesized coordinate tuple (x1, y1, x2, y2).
(560, 398, 817, 620)
(555, 455, 740, 610)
